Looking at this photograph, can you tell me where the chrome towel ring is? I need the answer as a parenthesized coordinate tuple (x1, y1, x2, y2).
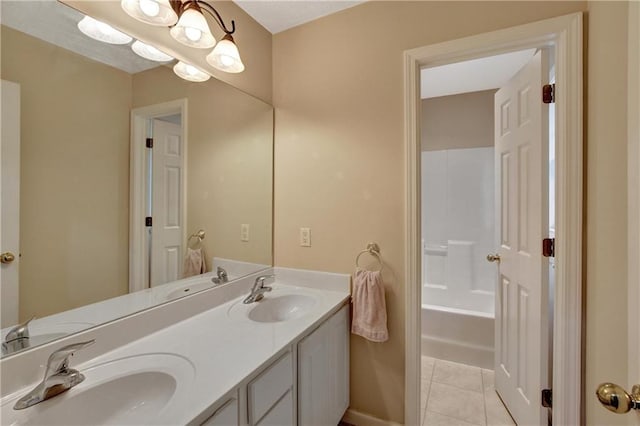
(188, 229, 206, 248)
(355, 242, 384, 272)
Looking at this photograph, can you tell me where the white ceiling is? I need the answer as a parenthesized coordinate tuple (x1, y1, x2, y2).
(1, 0, 162, 74)
(233, 0, 365, 34)
(421, 49, 537, 99)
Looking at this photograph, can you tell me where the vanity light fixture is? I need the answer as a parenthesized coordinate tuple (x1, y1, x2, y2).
(77, 16, 133, 45)
(173, 61, 210, 82)
(131, 40, 174, 62)
(122, 0, 245, 76)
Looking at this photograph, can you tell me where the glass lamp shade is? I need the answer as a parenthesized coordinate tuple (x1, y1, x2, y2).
(173, 61, 210, 82)
(205, 34, 244, 73)
(121, 0, 178, 26)
(77, 16, 132, 45)
(132, 40, 174, 62)
(169, 8, 215, 49)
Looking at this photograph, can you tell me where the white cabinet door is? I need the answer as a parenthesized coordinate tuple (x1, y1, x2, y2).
(201, 398, 238, 426)
(298, 304, 349, 426)
(256, 391, 293, 426)
(248, 351, 293, 424)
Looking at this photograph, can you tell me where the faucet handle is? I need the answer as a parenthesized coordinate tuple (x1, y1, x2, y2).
(45, 340, 95, 376)
(254, 274, 275, 287)
(5, 317, 35, 342)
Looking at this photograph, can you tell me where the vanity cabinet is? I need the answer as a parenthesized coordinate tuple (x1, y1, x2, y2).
(248, 352, 294, 425)
(201, 394, 239, 426)
(198, 303, 349, 426)
(298, 304, 350, 425)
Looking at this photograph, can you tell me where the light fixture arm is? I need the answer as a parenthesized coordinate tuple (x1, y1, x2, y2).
(181, 0, 235, 35)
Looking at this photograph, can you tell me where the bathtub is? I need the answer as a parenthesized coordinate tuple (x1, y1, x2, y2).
(421, 304, 494, 369)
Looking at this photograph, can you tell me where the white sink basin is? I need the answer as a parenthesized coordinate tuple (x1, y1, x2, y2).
(228, 293, 317, 323)
(1, 353, 195, 425)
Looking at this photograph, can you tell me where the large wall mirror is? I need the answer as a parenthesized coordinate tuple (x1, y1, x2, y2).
(0, 0, 273, 358)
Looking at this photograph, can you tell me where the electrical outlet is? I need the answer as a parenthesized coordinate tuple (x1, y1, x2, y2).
(241, 224, 250, 242)
(300, 227, 311, 247)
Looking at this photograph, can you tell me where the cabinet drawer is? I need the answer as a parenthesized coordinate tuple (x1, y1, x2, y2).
(255, 390, 293, 426)
(248, 351, 293, 423)
(200, 397, 238, 426)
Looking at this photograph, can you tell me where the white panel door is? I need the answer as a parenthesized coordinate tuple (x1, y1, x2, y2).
(150, 119, 184, 287)
(1, 80, 20, 327)
(494, 50, 549, 425)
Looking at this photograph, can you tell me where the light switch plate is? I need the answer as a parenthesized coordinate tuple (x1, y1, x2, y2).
(241, 224, 250, 242)
(299, 227, 311, 247)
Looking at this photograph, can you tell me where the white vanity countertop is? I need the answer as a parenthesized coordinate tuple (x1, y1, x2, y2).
(2, 280, 350, 425)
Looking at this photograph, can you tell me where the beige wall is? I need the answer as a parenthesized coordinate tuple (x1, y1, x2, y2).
(585, 2, 630, 425)
(272, 1, 587, 423)
(132, 67, 273, 268)
(1, 26, 132, 320)
(422, 90, 496, 151)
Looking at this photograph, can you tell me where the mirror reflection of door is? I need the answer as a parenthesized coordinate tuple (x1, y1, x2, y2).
(1, 80, 20, 328)
(148, 116, 185, 287)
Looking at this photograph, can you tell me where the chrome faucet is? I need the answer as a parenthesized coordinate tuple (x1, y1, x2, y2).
(243, 275, 275, 304)
(2, 317, 35, 355)
(14, 340, 94, 410)
(211, 266, 229, 285)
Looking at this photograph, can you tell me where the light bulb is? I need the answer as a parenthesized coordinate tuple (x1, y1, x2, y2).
(139, 0, 160, 17)
(184, 27, 202, 42)
(220, 55, 234, 67)
(186, 65, 199, 76)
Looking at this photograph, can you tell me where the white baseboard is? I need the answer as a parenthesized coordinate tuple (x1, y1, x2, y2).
(342, 409, 402, 426)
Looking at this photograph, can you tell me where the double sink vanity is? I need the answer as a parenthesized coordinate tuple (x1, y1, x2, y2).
(0, 268, 351, 425)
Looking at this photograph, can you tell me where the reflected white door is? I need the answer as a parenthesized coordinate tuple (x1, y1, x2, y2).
(494, 50, 549, 425)
(1, 80, 20, 327)
(150, 119, 184, 287)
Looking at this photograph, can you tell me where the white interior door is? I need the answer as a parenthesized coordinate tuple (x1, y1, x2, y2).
(150, 119, 184, 287)
(1, 80, 21, 327)
(493, 50, 549, 425)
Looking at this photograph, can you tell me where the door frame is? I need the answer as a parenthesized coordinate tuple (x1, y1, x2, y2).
(404, 12, 583, 426)
(628, 0, 640, 394)
(1, 80, 21, 327)
(129, 99, 188, 293)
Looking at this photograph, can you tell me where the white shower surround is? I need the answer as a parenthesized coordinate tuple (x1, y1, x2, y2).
(421, 147, 496, 316)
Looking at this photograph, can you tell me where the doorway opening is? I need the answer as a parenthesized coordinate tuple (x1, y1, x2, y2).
(418, 48, 556, 426)
(404, 12, 583, 426)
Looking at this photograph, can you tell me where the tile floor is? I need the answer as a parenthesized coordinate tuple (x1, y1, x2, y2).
(421, 356, 516, 426)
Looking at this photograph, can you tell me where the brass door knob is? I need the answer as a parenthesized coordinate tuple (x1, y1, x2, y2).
(1, 252, 15, 264)
(486, 253, 501, 263)
(596, 382, 640, 414)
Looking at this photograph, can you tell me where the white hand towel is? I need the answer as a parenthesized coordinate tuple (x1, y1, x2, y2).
(351, 268, 389, 342)
(183, 247, 206, 278)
